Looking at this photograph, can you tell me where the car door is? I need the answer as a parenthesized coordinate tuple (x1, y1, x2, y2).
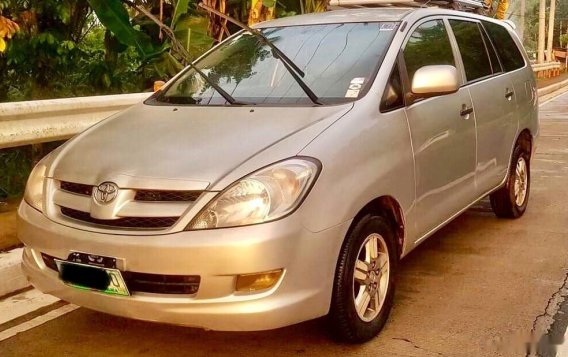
(402, 18, 477, 241)
(447, 17, 518, 195)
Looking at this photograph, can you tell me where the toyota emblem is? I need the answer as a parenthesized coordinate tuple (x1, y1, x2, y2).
(93, 182, 119, 204)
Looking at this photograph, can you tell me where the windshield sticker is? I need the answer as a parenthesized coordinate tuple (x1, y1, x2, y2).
(345, 78, 365, 98)
(379, 23, 397, 31)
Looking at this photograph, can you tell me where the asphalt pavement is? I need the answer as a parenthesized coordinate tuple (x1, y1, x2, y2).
(1, 91, 567, 357)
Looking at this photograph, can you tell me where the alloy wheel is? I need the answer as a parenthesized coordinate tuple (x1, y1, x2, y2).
(353, 233, 390, 322)
(514, 157, 528, 206)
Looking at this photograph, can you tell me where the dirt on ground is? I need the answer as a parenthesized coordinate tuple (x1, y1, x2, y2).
(0, 198, 21, 252)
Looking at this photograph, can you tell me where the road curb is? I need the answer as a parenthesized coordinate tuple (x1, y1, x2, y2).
(0, 79, 567, 299)
(0, 248, 28, 298)
(537, 78, 568, 98)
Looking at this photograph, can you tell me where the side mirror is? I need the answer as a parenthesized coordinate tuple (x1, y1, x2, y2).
(411, 65, 459, 98)
(153, 80, 166, 92)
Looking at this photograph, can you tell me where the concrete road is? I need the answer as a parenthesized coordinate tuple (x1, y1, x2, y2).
(1, 92, 568, 357)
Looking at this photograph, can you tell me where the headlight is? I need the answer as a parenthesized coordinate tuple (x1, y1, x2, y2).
(187, 157, 320, 230)
(24, 162, 47, 212)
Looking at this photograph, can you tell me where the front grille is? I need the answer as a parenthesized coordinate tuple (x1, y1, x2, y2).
(123, 272, 200, 295)
(41, 253, 200, 295)
(60, 181, 200, 202)
(134, 190, 201, 202)
(60, 181, 93, 196)
(60, 207, 178, 229)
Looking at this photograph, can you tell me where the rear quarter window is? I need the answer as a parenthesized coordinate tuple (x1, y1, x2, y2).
(482, 21, 525, 72)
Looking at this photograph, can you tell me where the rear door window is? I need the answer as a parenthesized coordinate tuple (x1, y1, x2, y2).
(449, 20, 492, 82)
(403, 20, 455, 85)
(479, 26, 503, 74)
(482, 21, 525, 72)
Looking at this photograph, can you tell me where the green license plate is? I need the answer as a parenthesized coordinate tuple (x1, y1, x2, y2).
(55, 260, 130, 296)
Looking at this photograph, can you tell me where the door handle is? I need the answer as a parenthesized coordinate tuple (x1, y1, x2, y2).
(505, 88, 514, 100)
(460, 104, 473, 117)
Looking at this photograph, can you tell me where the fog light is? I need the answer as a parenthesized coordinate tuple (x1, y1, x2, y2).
(235, 269, 283, 292)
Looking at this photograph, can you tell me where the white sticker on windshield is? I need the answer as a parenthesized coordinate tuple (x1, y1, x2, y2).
(345, 78, 365, 98)
(379, 23, 397, 31)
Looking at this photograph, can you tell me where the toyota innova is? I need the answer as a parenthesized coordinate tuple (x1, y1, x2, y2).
(18, 8, 538, 342)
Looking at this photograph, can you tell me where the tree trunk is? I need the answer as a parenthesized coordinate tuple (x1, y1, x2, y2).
(537, 0, 547, 64)
(519, 0, 525, 41)
(546, 0, 556, 62)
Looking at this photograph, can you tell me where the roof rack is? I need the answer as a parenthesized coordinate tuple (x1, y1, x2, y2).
(328, 0, 488, 13)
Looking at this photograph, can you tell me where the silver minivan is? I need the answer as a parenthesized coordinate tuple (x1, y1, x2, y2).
(19, 7, 538, 342)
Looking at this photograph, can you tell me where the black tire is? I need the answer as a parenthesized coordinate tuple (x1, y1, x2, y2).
(328, 215, 397, 343)
(490, 144, 530, 218)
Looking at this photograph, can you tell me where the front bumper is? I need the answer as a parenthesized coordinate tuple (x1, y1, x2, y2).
(18, 201, 350, 331)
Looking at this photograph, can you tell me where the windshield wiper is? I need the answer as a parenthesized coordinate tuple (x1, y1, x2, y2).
(173, 48, 243, 105)
(198, 3, 323, 106)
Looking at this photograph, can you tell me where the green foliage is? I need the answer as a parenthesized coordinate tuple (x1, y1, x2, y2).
(88, 0, 165, 60)
(263, 0, 276, 8)
(0, 147, 31, 197)
(172, 0, 192, 28)
(0, 0, 173, 102)
(173, 12, 213, 58)
(561, 34, 568, 49)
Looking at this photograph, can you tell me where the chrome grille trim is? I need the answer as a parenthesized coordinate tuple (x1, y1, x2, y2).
(60, 207, 179, 229)
(54, 180, 203, 231)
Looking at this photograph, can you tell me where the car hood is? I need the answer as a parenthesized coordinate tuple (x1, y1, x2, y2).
(50, 102, 353, 191)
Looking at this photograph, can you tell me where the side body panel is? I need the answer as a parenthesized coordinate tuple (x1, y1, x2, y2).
(298, 99, 415, 236)
(468, 75, 518, 194)
(504, 24, 539, 143)
(404, 88, 477, 241)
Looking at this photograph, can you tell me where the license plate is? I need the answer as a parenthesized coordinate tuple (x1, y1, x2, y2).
(55, 260, 130, 296)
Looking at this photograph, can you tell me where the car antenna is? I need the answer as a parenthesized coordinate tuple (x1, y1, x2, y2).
(198, 3, 323, 105)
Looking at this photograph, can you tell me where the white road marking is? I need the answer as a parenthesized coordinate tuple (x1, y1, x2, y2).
(0, 289, 60, 325)
(0, 304, 79, 342)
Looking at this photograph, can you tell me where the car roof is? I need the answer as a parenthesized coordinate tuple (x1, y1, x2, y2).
(253, 8, 506, 29)
(253, 8, 414, 28)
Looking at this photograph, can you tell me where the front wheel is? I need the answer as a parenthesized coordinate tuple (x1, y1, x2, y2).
(490, 145, 531, 218)
(328, 215, 396, 343)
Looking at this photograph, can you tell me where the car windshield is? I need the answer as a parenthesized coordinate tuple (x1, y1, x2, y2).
(153, 22, 399, 106)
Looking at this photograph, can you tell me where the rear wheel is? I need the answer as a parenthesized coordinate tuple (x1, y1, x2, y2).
(490, 144, 530, 218)
(328, 215, 396, 343)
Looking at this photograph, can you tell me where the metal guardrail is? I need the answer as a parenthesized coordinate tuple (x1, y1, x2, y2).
(532, 62, 561, 72)
(0, 93, 150, 150)
(0, 71, 565, 150)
